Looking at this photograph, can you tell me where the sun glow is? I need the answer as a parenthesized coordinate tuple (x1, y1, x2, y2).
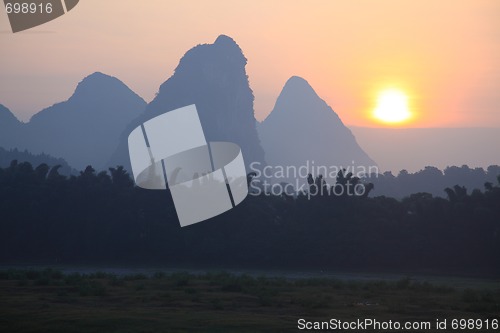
(373, 89, 411, 124)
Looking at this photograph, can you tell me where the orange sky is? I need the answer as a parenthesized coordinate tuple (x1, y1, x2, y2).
(0, 0, 499, 127)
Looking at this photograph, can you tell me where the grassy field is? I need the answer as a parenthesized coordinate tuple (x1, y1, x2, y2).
(0, 269, 498, 332)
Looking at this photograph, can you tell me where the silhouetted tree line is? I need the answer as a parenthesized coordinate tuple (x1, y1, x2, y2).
(367, 165, 500, 199)
(0, 147, 74, 175)
(0, 160, 499, 276)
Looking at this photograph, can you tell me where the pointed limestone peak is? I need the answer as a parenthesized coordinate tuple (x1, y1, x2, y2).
(284, 75, 312, 89)
(69, 72, 145, 105)
(134, 35, 265, 170)
(214, 34, 239, 48)
(265, 76, 332, 123)
(213, 34, 246, 62)
(280, 76, 319, 101)
(74, 72, 125, 95)
(258, 77, 377, 174)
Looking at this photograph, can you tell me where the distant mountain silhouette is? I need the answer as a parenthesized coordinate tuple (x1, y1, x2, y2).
(0, 104, 22, 150)
(351, 127, 500, 174)
(8, 72, 147, 170)
(258, 76, 376, 183)
(109, 35, 266, 171)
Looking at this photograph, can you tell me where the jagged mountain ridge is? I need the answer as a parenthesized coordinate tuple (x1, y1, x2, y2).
(2, 37, 375, 179)
(109, 35, 266, 171)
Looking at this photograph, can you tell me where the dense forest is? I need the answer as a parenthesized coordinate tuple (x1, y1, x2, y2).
(0, 160, 499, 276)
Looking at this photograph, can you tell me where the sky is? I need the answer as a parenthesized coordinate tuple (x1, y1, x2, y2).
(0, 0, 499, 128)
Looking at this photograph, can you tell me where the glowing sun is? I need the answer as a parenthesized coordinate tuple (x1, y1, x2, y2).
(373, 89, 411, 124)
